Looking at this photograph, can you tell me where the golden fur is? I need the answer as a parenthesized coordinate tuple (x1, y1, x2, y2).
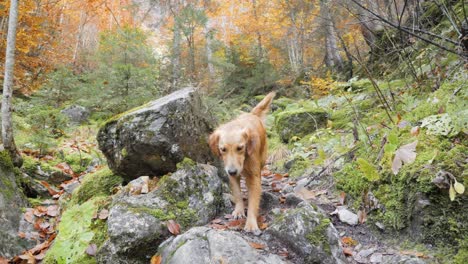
(209, 92, 276, 232)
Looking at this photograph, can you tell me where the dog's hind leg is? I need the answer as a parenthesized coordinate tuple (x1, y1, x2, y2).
(230, 175, 245, 219)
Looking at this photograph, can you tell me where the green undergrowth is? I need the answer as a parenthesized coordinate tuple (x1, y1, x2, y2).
(70, 167, 123, 206)
(44, 196, 110, 264)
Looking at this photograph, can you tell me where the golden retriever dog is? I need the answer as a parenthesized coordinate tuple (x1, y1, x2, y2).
(209, 92, 276, 233)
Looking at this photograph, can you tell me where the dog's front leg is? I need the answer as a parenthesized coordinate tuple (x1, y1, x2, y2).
(229, 175, 245, 219)
(244, 171, 261, 233)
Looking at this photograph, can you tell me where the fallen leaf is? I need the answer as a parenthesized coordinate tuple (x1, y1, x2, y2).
(392, 141, 418, 175)
(449, 184, 456, 201)
(357, 210, 367, 224)
(47, 205, 59, 217)
(85, 244, 97, 256)
(273, 173, 283, 181)
(341, 236, 358, 246)
(167, 220, 181, 235)
(259, 223, 269, 230)
(30, 241, 49, 254)
(226, 219, 245, 229)
(24, 210, 35, 223)
(283, 173, 289, 178)
(34, 253, 45, 260)
(454, 181, 465, 194)
(400, 250, 427, 258)
(343, 247, 353, 256)
(339, 192, 346, 205)
(209, 223, 227, 230)
(249, 242, 266, 249)
(211, 218, 222, 224)
(98, 209, 109, 220)
(410, 126, 420, 136)
(150, 254, 162, 264)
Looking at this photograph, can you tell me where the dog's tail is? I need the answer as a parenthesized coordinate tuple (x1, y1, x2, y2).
(251, 91, 276, 123)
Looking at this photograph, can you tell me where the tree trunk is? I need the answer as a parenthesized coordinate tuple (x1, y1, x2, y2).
(320, 0, 344, 71)
(204, 26, 215, 78)
(2, 0, 22, 167)
(171, 22, 181, 89)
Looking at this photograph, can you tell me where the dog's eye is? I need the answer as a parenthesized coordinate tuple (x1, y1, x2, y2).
(220, 147, 226, 152)
(237, 146, 244, 151)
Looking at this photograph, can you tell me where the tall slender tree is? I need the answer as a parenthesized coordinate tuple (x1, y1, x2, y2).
(2, 0, 22, 166)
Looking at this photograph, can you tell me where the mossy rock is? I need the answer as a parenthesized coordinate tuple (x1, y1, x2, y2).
(0, 151, 31, 258)
(70, 167, 122, 206)
(44, 197, 109, 264)
(96, 163, 223, 263)
(275, 107, 329, 142)
(265, 202, 346, 263)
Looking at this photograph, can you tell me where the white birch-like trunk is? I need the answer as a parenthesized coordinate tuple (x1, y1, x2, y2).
(2, 0, 21, 166)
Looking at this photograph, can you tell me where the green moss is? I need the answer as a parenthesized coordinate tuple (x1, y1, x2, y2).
(27, 197, 44, 207)
(64, 152, 93, 174)
(70, 167, 122, 205)
(0, 151, 14, 170)
(44, 197, 107, 264)
(176, 157, 196, 170)
(274, 106, 328, 142)
(306, 217, 332, 255)
(289, 157, 312, 178)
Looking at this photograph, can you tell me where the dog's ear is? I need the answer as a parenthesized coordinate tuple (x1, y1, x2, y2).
(209, 132, 220, 156)
(243, 129, 259, 156)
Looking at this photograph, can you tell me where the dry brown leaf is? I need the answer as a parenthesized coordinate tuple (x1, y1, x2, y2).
(211, 218, 222, 224)
(24, 210, 35, 224)
(357, 210, 367, 224)
(410, 126, 420, 136)
(392, 141, 418, 175)
(249, 242, 266, 249)
(343, 247, 353, 256)
(209, 223, 227, 230)
(151, 254, 162, 264)
(47, 205, 59, 217)
(400, 250, 427, 258)
(167, 220, 181, 235)
(259, 223, 269, 230)
(339, 192, 346, 205)
(98, 209, 109, 220)
(273, 173, 283, 181)
(34, 253, 45, 260)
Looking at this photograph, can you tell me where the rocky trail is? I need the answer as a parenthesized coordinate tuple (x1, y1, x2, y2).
(2, 86, 465, 264)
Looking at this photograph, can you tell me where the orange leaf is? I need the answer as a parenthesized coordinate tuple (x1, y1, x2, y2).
(341, 236, 358, 246)
(249, 242, 266, 249)
(151, 255, 162, 264)
(167, 220, 181, 235)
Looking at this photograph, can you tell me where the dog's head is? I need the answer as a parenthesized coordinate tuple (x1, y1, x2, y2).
(209, 128, 258, 177)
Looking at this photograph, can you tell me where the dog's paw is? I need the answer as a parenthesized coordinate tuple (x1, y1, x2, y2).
(244, 220, 261, 235)
(232, 208, 246, 219)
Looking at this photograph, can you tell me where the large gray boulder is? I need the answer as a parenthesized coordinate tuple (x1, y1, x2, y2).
(0, 152, 30, 258)
(264, 202, 346, 264)
(61, 105, 90, 124)
(97, 87, 216, 181)
(97, 163, 223, 264)
(158, 227, 289, 264)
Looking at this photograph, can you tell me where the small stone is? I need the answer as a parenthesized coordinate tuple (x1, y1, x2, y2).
(357, 247, 376, 258)
(370, 253, 383, 263)
(284, 193, 303, 207)
(337, 206, 358, 226)
(281, 184, 293, 194)
(339, 231, 346, 236)
(63, 181, 80, 194)
(271, 208, 281, 215)
(375, 222, 385, 231)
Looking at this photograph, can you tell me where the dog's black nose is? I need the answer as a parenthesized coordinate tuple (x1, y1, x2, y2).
(227, 169, 238, 176)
